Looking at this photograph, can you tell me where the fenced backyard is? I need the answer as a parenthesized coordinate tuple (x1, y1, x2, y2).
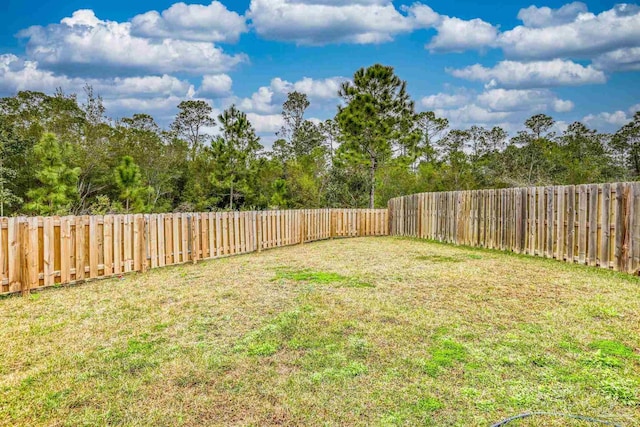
(0, 183, 639, 425)
(2, 181, 640, 298)
(2, 182, 640, 297)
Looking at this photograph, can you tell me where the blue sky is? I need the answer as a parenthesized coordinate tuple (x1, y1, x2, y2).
(1, 0, 639, 143)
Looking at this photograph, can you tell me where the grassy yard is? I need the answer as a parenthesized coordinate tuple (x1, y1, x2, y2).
(1, 237, 639, 426)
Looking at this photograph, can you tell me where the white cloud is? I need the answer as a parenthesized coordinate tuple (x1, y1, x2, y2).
(425, 86, 576, 131)
(247, 0, 415, 45)
(199, 74, 233, 97)
(448, 59, 606, 89)
(435, 104, 511, 124)
(517, 2, 588, 28)
(246, 112, 284, 133)
(421, 92, 469, 109)
(427, 16, 498, 53)
(61, 9, 101, 27)
(0, 54, 194, 98)
(553, 99, 575, 113)
(247, 0, 498, 53)
(18, 9, 247, 76)
(0, 53, 344, 130)
(428, 89, 574, 119)
(240, 86, 277, 114)
(100, 75, 194, 98)
(0, 54, 196, 121)
(476, 88, 572, 112)
(592, 47, 640, 71)
(131, 1, 247, 43)
(403, 3, 440, 28)
(404, 3, 500, 53)
(238, 76, 346, 114)
(0, 54, 74, 94)
(271, 76, 346, 99)
(104, 96, 187, 117)
(630, 104, 640, 115)
(245, 1, 638, 60)
(499, 4, 640, 61)
(583, 110, 630, 131)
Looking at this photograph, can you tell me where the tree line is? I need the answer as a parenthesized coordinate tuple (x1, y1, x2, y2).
(1, 64, 639, 216)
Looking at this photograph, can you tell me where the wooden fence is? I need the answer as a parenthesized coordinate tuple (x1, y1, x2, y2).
(388, 182, 640, 275)
(4, 180, 638, 297)
(0, 209, 388, 295)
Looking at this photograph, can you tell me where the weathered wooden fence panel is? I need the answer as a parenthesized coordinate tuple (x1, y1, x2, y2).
(388, 183, 640, 275)
(0, 208, 388, 295)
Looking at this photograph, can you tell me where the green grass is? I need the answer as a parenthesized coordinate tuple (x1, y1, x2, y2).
(274, 267, 375, 288)
(275, 269, 348, 283)
(1, 237, 639, 426)
(420, 339, 468, 377)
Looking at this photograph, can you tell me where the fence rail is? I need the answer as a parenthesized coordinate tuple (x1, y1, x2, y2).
(0, 209, 388, 295)
(388, 182, 640, 275)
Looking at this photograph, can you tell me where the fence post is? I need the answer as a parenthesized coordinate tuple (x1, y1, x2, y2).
(330, 210, 336, 239)
(622, 184, 633, 273)
(418, 196, 423, 239)
(140, 215, 148, 273)
(190, 214, 199, 264)
(7, 218, 20, 293)
(300, 210, 305, 245)
(387, 200, 393, 236)
(19, 219, 29, 296)
(257, 211, 263, 253)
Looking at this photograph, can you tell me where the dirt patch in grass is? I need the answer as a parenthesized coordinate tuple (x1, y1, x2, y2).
(1, 237, 639, 426)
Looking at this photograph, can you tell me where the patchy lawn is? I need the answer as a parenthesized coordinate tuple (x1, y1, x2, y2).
(0, 237, 639, 426)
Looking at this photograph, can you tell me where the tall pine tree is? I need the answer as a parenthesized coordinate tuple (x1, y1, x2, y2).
(336, 64, 418, 208)
(210, 105, 262, 210)
(26, 133, 80, 215)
